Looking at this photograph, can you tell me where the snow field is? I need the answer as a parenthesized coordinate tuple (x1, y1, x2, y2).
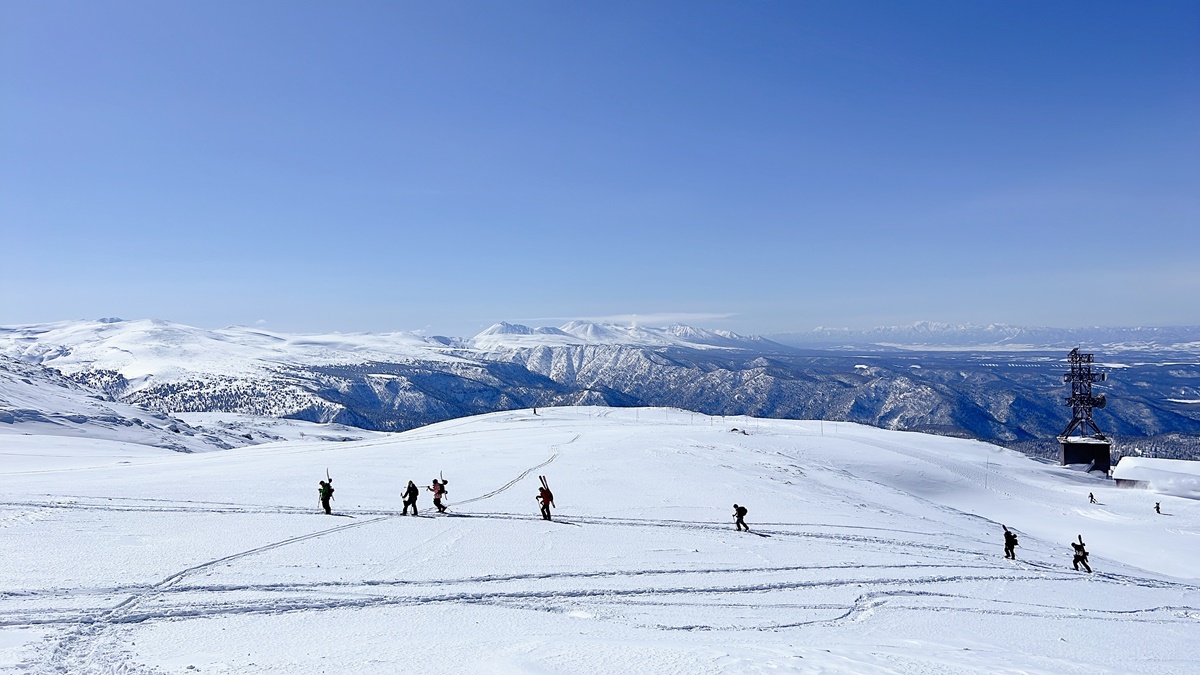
(1, 407, 1198, 673)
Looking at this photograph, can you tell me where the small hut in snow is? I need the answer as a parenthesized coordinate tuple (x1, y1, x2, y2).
(1112, 457, 1200, 495)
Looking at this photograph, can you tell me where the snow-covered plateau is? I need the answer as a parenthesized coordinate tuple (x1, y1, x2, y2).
(2, 407, 1198, 674)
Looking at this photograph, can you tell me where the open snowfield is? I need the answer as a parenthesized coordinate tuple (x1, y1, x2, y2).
(2, 407, 1198, 674)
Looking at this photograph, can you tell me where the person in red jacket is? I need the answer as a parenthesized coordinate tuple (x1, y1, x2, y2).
(426, 478, 448, 513)
(537, 485, 554, 521)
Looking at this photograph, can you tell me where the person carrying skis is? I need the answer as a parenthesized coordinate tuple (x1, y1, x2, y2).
(1003, 525, 1019, 559)
(537, 485, 554, 521)
(402, 480, 420, 516)
(1071, 536, 1092, 573)
(426, 478, 448, 513)
(318, 479, 335, 515)
(733, 504, 749, 532)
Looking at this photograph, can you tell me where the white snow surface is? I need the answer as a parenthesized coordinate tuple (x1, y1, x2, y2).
(0, 319, 465, 383)
(2, 408, 1199, 674)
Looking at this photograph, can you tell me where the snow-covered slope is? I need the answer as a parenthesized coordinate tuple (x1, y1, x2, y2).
(0, 355, 386, 452)
(2, 408, 1197, 673)
(0, 318, 463, 383)
(0, 354, 242, 452)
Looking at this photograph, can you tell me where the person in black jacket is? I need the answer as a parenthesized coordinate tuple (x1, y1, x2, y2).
(318, 480, 334, 515)
(733, 504, 749, 532)
(1003, 526, 1019, 559)
(1071, 536, 1092, 573)
(402, 480, 420, 515)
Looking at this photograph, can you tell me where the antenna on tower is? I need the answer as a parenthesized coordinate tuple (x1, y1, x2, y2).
(1060, 347, 1107, 439)
(1057, 347, 1112, 474)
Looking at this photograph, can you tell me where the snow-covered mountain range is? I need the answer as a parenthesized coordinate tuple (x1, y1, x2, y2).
(3, 318, 1199, 453)
(771, 321, 1200, 351)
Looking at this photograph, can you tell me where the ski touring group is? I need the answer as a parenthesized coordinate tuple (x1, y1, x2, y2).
(997, 487, 1168, 572)
(315, 446, 1164, 574)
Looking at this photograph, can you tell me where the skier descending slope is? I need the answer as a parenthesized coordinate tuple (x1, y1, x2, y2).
(318, 479, 334, 515)
(1071, 535, 1092, 573)
(733, 504, 749, 532)
(402, 480, 419, 515)
(1003, 526, 1019, 559)
(537, 475, 554, 521)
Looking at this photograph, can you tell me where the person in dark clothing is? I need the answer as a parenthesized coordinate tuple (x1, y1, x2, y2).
(1003, 526, 1019, 559)
(1071, 537, 1092, 573)
(426, 479, 448, 513)
(1155, 502, 1161, 514)
(733, 504, 749, 532)
(318, 480, 334, 515)
(402, 480, 420, 515)
(537, 485, 554, 520)
(1089, 493, 1097, 504)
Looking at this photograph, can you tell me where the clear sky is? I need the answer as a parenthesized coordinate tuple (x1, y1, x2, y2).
(3, 1, 1197, 337)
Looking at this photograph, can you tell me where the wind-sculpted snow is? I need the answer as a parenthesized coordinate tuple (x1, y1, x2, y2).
(2, 409, 1198, 673)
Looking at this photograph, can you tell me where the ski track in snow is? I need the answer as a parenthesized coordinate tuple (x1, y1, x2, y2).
(32, 443, 567, 674)
(4, 410, 1200, 674)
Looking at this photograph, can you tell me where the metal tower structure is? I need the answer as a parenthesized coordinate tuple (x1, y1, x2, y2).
(1058, 347, 1111, 473)
(1060, 348, 1107, 439)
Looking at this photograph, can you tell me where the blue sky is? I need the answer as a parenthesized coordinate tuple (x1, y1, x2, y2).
(3, 1, 1197, 337)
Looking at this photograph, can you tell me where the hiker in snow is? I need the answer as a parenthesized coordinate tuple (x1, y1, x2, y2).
(733, 504, 749, 532)
(1003, 525, 1019, 559)
(402, 480, 420, 516)
(426, 478, 448, 513)
(537, 485, 554, 521)
(1089, 493, 1097, 504)
(318, 479, 334, 515)
(1071, 536, 1092, 573)
(1155, 502, 1161, 515)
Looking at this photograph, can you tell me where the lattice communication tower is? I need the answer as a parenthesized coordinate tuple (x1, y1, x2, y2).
(1060, 347, 1107, 439)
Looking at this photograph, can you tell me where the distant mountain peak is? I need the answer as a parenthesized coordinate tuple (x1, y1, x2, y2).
(475, 322, 537, 337)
